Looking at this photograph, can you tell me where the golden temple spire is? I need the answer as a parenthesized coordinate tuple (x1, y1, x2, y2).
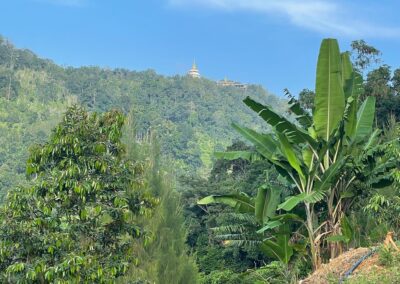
(188, 59, 200, 78)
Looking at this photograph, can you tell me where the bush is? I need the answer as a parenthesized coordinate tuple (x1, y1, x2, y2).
(200, 270, 242, 284)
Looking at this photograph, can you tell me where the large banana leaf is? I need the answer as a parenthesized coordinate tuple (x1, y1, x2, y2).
(278, 189, 327, 211)
(314, 156, 346, 193)
(274, 164, 301, 186)
(257, 213, 303, 234)
(277, 132, 305, 183)
(256, 220, 283, 233)
(277, 193, 306, 211)
(302, 147, 313, 171)
(288, 97, 313, 128)
(344, 73, 363, 138)
(341, 52, 354, 98)
(341, 215, 354, 243)
(362, 129, 380, 151)
(269, 213, 304, 222)
(232, 123, 277, 160)
(353, 96, 376, 142)
(197, 194, 254, 214)
(314, 39, 345, 141)
(255, 185, 281, 224)
(260, 225, 293, 264)
(243, 97, 317, 149)
(232, 123, 299, 182)
(344, 93, 357, 137)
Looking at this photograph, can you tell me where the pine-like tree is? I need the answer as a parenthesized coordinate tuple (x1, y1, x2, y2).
(120, 113, 198, 284)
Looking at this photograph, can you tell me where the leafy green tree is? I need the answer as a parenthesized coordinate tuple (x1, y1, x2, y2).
(351, 39, 381, 73)
(0, 106, 156, 283)
(392, 68, 400, 95)
(363, 65, 400, 125)
(298, 89, 315, 111)
(364, 65, 392, 99)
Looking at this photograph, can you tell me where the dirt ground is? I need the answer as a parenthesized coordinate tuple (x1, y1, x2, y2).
(300, 247, 383, 284)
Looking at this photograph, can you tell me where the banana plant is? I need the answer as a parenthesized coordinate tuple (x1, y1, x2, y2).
(326, 215, 354, 245)
(201, 39, 397, 270)
(198, 185, 301, 264)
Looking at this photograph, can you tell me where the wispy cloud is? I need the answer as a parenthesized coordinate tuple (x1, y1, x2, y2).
(34, 0, 87, 7)
(169, 0, 400, 38)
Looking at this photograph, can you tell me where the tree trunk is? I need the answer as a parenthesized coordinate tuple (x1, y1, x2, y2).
(327, 191, 343, 260)
(306, 203, 321, 270)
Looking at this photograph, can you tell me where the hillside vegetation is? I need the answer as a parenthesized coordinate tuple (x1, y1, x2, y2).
(0, 35, 285, 199)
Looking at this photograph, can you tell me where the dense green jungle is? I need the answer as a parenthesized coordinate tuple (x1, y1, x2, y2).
(1, 35, 400, 283)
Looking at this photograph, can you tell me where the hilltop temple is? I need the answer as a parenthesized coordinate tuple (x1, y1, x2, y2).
(187, 61, 247, 89)
(217, 76, 247, 89)
(187, 60, 200, 78)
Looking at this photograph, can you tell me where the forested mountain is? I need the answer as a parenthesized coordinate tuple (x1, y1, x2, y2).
(0, 35, 285, 199)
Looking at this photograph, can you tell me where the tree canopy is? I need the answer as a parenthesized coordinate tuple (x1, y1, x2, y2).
(0, 106, 156, 283)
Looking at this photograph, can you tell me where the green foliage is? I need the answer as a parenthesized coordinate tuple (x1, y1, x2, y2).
(180, 141, 277, 275)
(255, 185, 281, 224)
(260, 225, 293, 264)
(361, 120, 400, 235)
(242, 261, 298, 284)
(378, 246, 400, 267)
(0, 106, 156, 283)
(198, 193, 255, 214)
(209, 38, 398, 271)
(326, 215, 354, 244)
(3, 34, 400, 283)
(119, 121, 199, 284)
(361, 64, 400, 125)
(200, 269, 242, 284)
(199, 261, 304, 284)
(197, 169, 296, 264)
(314, 39, 345, 141)
(350, 39, 382, 72)
(0, 36, 285, 198)
(0, 96, 66, 200)
(298, 89, 315, 111)
(364, 65, 392, 99)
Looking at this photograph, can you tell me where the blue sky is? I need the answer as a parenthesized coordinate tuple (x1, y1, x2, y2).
(2, 0, 400, 96)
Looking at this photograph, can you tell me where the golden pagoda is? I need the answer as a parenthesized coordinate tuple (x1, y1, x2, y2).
(187, 60, 200, 78)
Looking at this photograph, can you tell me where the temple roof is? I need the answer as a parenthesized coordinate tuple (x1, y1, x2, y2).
(188, 59, 200, 78)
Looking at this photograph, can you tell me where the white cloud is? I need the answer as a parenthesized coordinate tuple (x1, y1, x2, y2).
(169, 0, 400, 38)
